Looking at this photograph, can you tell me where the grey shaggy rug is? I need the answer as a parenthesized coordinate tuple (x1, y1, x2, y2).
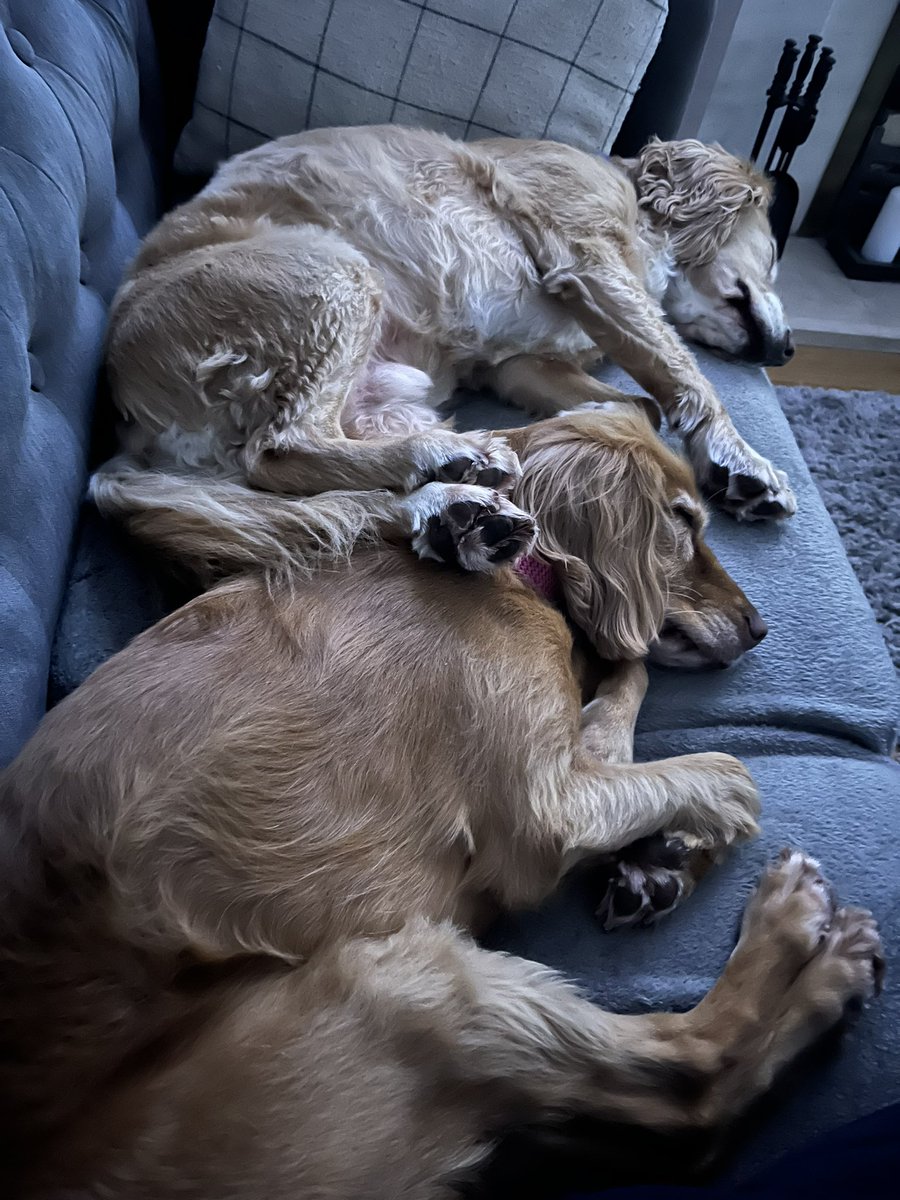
(776, 386, 900, 670)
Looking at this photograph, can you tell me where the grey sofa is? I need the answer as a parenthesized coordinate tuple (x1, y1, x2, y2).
(1, 0, 898, 1190)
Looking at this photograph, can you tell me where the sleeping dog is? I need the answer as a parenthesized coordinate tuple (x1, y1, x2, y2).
(2, 404, 879, 1199)
(93, 128, 795, 584)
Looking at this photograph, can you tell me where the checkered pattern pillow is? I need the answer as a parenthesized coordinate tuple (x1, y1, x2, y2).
(177, 0, 668, 174)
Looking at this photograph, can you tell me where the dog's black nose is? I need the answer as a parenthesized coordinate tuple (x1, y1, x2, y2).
(744, 608, 768, 644)
(759, 330, 794, 367)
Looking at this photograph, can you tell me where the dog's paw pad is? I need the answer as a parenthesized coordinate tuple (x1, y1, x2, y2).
(691, 440, 797, 523)
(473, 467, 507, 489)
(719, 466, 796, 522)
(438, 455, 482, 484)
(594, 834, 694, 931)
(731, 472, 769, 499)
(427, 436, 521, 493)
(413, 485, 536, 573)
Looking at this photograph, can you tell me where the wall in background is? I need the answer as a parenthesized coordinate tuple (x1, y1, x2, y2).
(675, 0, 744, 140)
(691, 0, 895, 228)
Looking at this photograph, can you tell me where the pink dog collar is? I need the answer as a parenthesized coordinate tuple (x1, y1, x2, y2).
(513, 554, 560, 603)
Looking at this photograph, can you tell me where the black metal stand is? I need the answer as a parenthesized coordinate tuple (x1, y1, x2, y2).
(750, 35, 835, 257)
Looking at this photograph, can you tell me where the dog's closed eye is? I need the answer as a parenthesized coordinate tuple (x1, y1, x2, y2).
(671, 503, 696, 530)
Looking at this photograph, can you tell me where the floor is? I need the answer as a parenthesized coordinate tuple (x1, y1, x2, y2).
(777, 237, 900, 354)
(768, 345, 899, 391)
(770, 236, 899, 390)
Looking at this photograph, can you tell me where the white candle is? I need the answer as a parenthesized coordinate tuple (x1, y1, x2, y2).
(861, 186, 900, 264)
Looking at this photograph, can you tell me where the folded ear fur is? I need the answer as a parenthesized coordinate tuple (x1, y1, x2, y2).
(624, 138, 771, 266)
(513, 415, 669, 660)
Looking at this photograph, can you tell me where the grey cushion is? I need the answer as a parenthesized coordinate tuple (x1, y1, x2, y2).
(485, 751, 900, 1179)
(176, 0, 667, 175)
(0, 0, 160, 765)
(48, 504, 187, 706)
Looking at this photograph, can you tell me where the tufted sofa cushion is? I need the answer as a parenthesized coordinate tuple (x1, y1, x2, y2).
(0, 0, 160, 765)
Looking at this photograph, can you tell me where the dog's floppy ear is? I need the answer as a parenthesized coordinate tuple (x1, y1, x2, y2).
(623, 138, 771, 266)
(515, 416, 668, 660)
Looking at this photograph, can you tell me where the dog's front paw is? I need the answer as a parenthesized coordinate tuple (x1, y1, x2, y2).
(672, 752, 762, 849)
(717, 462, 797, 522)
(414, 432, 521, 493)
(406, 482, 536, 572)
(689, 433, 797, 522)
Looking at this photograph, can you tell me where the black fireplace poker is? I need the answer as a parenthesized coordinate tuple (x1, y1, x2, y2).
(750, 38, 799, 163)
(750, 35, 836, 255)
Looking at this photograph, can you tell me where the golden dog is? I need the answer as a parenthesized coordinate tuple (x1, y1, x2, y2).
(1, 408, 879, 1199)
(92, 127, 796, 587)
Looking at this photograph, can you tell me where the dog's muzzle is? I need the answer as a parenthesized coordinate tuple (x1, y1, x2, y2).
(762, 327, 795, 367)
(651, 605, 768, 670)
(730, 284, 794, 366)
(749, 324, 794, 367)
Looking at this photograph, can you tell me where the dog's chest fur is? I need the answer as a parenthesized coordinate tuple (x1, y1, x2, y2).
(362, 195, 593, 367)
(371, 201, 675, 388)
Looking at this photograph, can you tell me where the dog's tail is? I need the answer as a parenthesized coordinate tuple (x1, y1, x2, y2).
(90, 456, 398, 584)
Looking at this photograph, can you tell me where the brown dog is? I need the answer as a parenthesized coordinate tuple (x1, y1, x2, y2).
(1, 410, 879, 1198)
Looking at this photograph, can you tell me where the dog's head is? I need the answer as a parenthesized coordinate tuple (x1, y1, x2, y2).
(510, 402, 766, 668)
(624, 139, 793, 367)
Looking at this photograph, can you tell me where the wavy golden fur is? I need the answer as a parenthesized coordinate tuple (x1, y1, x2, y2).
(0, 408, 882, 1199)
(92, 125, 796, 590)
(514, 413, 669, 659)
(631, 137, 772, 266)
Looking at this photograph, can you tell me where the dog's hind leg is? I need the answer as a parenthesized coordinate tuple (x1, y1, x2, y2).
(110, 225, 520, 497)
(49, 871, 879, 1199)
(449, 858, 878, 1131)
(483, 354, 661, 428)
(441, 855, 879, 1175)
(219, 235, 520, 496)
(92, 465, 537, 583)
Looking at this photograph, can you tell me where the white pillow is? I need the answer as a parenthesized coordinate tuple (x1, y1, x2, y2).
(177, 0, 667, 174)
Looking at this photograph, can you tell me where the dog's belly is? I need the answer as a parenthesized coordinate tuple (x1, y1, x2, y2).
(377, 281, 594, 354)
(373, 288, 595, 410)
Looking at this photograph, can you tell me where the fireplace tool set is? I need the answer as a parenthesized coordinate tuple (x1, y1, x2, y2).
(750, 34, 835, 254)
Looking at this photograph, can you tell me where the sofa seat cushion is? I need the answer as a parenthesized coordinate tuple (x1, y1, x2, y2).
(0, 0, 159, 765)
(485, 750, 900, 1178)
(454, 353, 899, 757)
